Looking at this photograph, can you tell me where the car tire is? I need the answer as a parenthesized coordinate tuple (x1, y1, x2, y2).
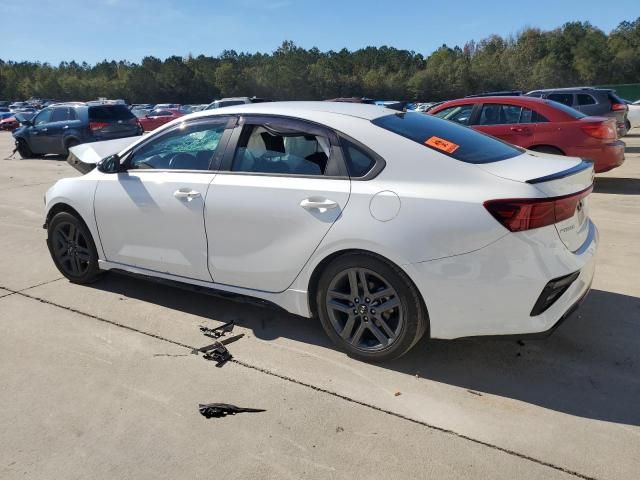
(625, 120, 631, 134)
(47, 211, 103, 284)
(64, 139, 80, 157)
(316, 252, 428, 362)
(16, 138, 34, 159)
(530, 145, 564, 155)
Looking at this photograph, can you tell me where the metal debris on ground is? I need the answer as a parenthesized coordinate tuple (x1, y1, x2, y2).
(199, 402, 266, 418)
(192, 333, 244, 367)
(199, 320, 234, 339)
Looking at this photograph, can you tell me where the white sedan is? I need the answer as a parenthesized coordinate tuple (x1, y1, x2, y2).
(45, 102, 597, 361)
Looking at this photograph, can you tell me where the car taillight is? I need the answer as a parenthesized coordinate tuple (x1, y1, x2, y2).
(89, 121, 109, 131)
(484, 186, 592, 232)
(611, 103, 626, 111)
(580, 123, 616, 140)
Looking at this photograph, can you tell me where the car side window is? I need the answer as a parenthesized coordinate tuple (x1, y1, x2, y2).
(520, 108, 549, 123)
(33, 109, 52, 126)
(577, 94, 596, 106)
(232, 124, 331, 176)
(50, 108, 71, 122)
(433, 104, 474, 125)
(548, 93, 574, 107)
(342, 139, 376, 177)
(477, 104, 522, 125)
(128, 121, 227, 170)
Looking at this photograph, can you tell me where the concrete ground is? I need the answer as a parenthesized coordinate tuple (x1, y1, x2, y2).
(0, 129, 638, 480)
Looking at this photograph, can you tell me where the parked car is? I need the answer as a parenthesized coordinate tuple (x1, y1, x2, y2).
(622, 99, 640, 130)
(0, 107, 14, 120)
(13, 103, 142, 158)
(44, 102, 596, 361)
(9, 101, 30, 111)
(131, 108, 152, 119)
(138, 108, 184, 131)
(154, 103, 181, 110)
(429, 96, 624, 172)
(0, 115, 22, 131)
(526, 87, 628, 137)
(205, 97, 271, 110)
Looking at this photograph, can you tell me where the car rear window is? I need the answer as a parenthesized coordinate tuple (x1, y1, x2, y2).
(89, 105, 135, 121)
(371, 112, 522, 164)
(543, 100, 587, 119)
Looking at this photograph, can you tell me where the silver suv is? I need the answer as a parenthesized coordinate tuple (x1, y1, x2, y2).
(526, 87, 629, 136)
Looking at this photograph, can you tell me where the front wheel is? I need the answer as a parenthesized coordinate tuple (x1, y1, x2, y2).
(316, 253, 428, 362)
(16, 138, 34, 159)
(47, 211, 103, 284)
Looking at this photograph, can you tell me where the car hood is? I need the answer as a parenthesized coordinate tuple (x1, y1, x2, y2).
(67, 136, 141, 174)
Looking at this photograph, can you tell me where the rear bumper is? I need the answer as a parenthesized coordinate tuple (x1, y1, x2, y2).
(406, 220, 598, 339)
(566, 140, 625, 173)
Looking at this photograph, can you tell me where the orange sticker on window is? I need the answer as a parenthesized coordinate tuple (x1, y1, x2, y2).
(425, 136, 460, 154)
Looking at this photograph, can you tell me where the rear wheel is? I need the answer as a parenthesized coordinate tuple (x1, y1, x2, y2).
(47, 212, 103, 284)
(529, 145, 564, 155)
(316, 253, 427, 362)
(16, 138, 33, 159)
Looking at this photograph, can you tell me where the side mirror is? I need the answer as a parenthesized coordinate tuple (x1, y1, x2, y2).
(97, 154, 122, 174)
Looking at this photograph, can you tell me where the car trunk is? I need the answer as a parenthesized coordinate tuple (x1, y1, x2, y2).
(478, 152, 594, 252)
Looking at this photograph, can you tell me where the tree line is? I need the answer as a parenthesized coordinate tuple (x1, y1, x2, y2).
(1, 18, 639, 104)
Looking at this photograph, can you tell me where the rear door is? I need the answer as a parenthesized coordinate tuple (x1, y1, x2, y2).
(575, 93, 601, 116)
(94, 117, 232, 280)
(45, 107, 75, 153)
(472, 103, 534, 146)
(205, 115, 351, 292)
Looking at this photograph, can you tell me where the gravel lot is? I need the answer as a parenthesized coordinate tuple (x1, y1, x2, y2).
(0, 129, 638, 480)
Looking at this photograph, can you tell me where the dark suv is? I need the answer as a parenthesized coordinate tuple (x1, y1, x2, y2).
(13, 103, 143, 158)
(526, 87, 629, 136)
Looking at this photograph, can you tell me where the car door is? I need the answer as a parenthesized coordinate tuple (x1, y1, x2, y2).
(94, 117, 233, 280)
(205, 115, 351, 292)
(575, 93, 601, 116)
(472, 103, 533, 146)
(44, 107, 72, 154)
(27, 108, 53, 153)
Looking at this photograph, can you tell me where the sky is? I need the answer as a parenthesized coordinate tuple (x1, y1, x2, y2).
(0, 0, 638, 64)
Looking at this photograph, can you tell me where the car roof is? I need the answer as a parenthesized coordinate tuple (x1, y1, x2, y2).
(434, 96, 549, 107)
(527, 87, 611, 93)
(189, 101, 393, 121)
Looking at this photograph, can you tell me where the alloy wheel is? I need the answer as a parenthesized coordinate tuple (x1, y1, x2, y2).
(51, 221, 92, 277)
(325, 268, 404, 352)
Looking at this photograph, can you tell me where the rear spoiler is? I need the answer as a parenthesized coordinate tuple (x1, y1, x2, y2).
(526, 159, 594, 184)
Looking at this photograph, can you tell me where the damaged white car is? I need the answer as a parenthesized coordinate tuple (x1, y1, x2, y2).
(45, 102, 597, 361)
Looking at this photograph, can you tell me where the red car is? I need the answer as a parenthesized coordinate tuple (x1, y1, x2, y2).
(0, 116, 20, 131)
(138, 108, 184, 132)
(429, 96, 625, 172)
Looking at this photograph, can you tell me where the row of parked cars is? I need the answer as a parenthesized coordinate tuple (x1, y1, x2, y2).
(4, 89, 638, 172)
(4, 96, 275, 158)
(420, 87, 640, 173)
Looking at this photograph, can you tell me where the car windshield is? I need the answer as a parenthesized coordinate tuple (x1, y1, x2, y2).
(543, 100, 587, 119)
(371, 112, 522, 164)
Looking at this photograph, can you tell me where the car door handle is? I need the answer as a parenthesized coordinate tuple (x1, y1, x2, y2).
(40, 128, 48, 132)
(510, 126, 530, 133)
(174, 189, 201, 201)
(63, 125, 69, 129)
(300, 198, 338, 210)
